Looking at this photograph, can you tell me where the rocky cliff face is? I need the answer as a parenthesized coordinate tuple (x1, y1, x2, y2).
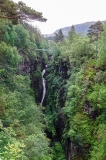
(18, 56, 44, 103)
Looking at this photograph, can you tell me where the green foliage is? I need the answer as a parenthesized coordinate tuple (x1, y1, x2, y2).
(87, 83, 106, 109)
(17, 1, 47, 22)
(97, 23, 106, 67)
(45, 22, 106, 159)
(68, 25, 77, 43)
(1, 7, 106, 160)
(52, 142, 65, 160)
(25, 133, 52, 160)
(0, 9, 51, 159)
(0, 0, 18, 24)
(90, 124, 106, 160)
(63, 85, 81, 118)
(54, 29, 64, 42)
(0, 73, 51, 159)
(0, 41, 21, 67)
(68, 129, 76, 141)
(2, 141, 25, 160)
(0, 121, 25, 159)
(13, 24, 30, 49)
(0, 0, 47, 24)
(87, 21, 103, 42)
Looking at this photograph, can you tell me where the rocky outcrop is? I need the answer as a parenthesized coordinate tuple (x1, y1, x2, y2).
(18, 57, 43, 103)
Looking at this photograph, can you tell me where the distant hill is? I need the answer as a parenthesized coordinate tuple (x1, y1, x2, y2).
(44, 21, 104, 40)
(54, 21, 96, 36)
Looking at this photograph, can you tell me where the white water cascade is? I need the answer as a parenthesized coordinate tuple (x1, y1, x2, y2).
(41, 69, 46, 105)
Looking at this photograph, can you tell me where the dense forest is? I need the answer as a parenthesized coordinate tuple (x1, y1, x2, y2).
(0, 1, 106, 160)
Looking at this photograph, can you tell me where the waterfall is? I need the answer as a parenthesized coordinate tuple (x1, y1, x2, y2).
(41, 69, 46, 105)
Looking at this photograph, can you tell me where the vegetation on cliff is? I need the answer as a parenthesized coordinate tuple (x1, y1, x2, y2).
(45, 21, 106, 160)
(0, 1, 106, 160)
(0, 0, 51, 159)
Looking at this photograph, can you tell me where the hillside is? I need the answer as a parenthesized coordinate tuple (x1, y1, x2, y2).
(55, 21, 96, 36)
(45, 21, 104, 40)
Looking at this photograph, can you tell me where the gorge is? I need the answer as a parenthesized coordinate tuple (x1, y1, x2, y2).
(0, 1, 106, 159)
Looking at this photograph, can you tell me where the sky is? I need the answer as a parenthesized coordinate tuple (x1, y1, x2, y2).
(13, 0, 106, 34)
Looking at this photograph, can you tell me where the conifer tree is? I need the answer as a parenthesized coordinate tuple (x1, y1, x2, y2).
(0, 0, 47, 24)
(87, 21, 103, 42)
(68, 25, 77, 43)
(54, 29, 64, 42)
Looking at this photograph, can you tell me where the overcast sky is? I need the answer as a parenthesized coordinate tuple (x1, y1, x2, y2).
(13, 0, 106, 34)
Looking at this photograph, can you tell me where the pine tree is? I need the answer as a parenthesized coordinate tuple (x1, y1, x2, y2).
(68, 25, 77, 43)
(0, 0, 47, 24)
(87, 21, 103, 42)
(54, 29, 64, 42)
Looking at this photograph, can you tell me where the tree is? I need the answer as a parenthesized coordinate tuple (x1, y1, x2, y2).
(0, 0, 47, 24)
(54, 29, 64, 42)
(97, 23, 106, 67)
(0, 8, 51, 159)
(87, 21, 103, 42)
(68, 25, 77, 43)
(17, 1, 47, 22)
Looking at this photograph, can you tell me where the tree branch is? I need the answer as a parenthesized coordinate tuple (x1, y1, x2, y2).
(0, 14, 20, 19)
